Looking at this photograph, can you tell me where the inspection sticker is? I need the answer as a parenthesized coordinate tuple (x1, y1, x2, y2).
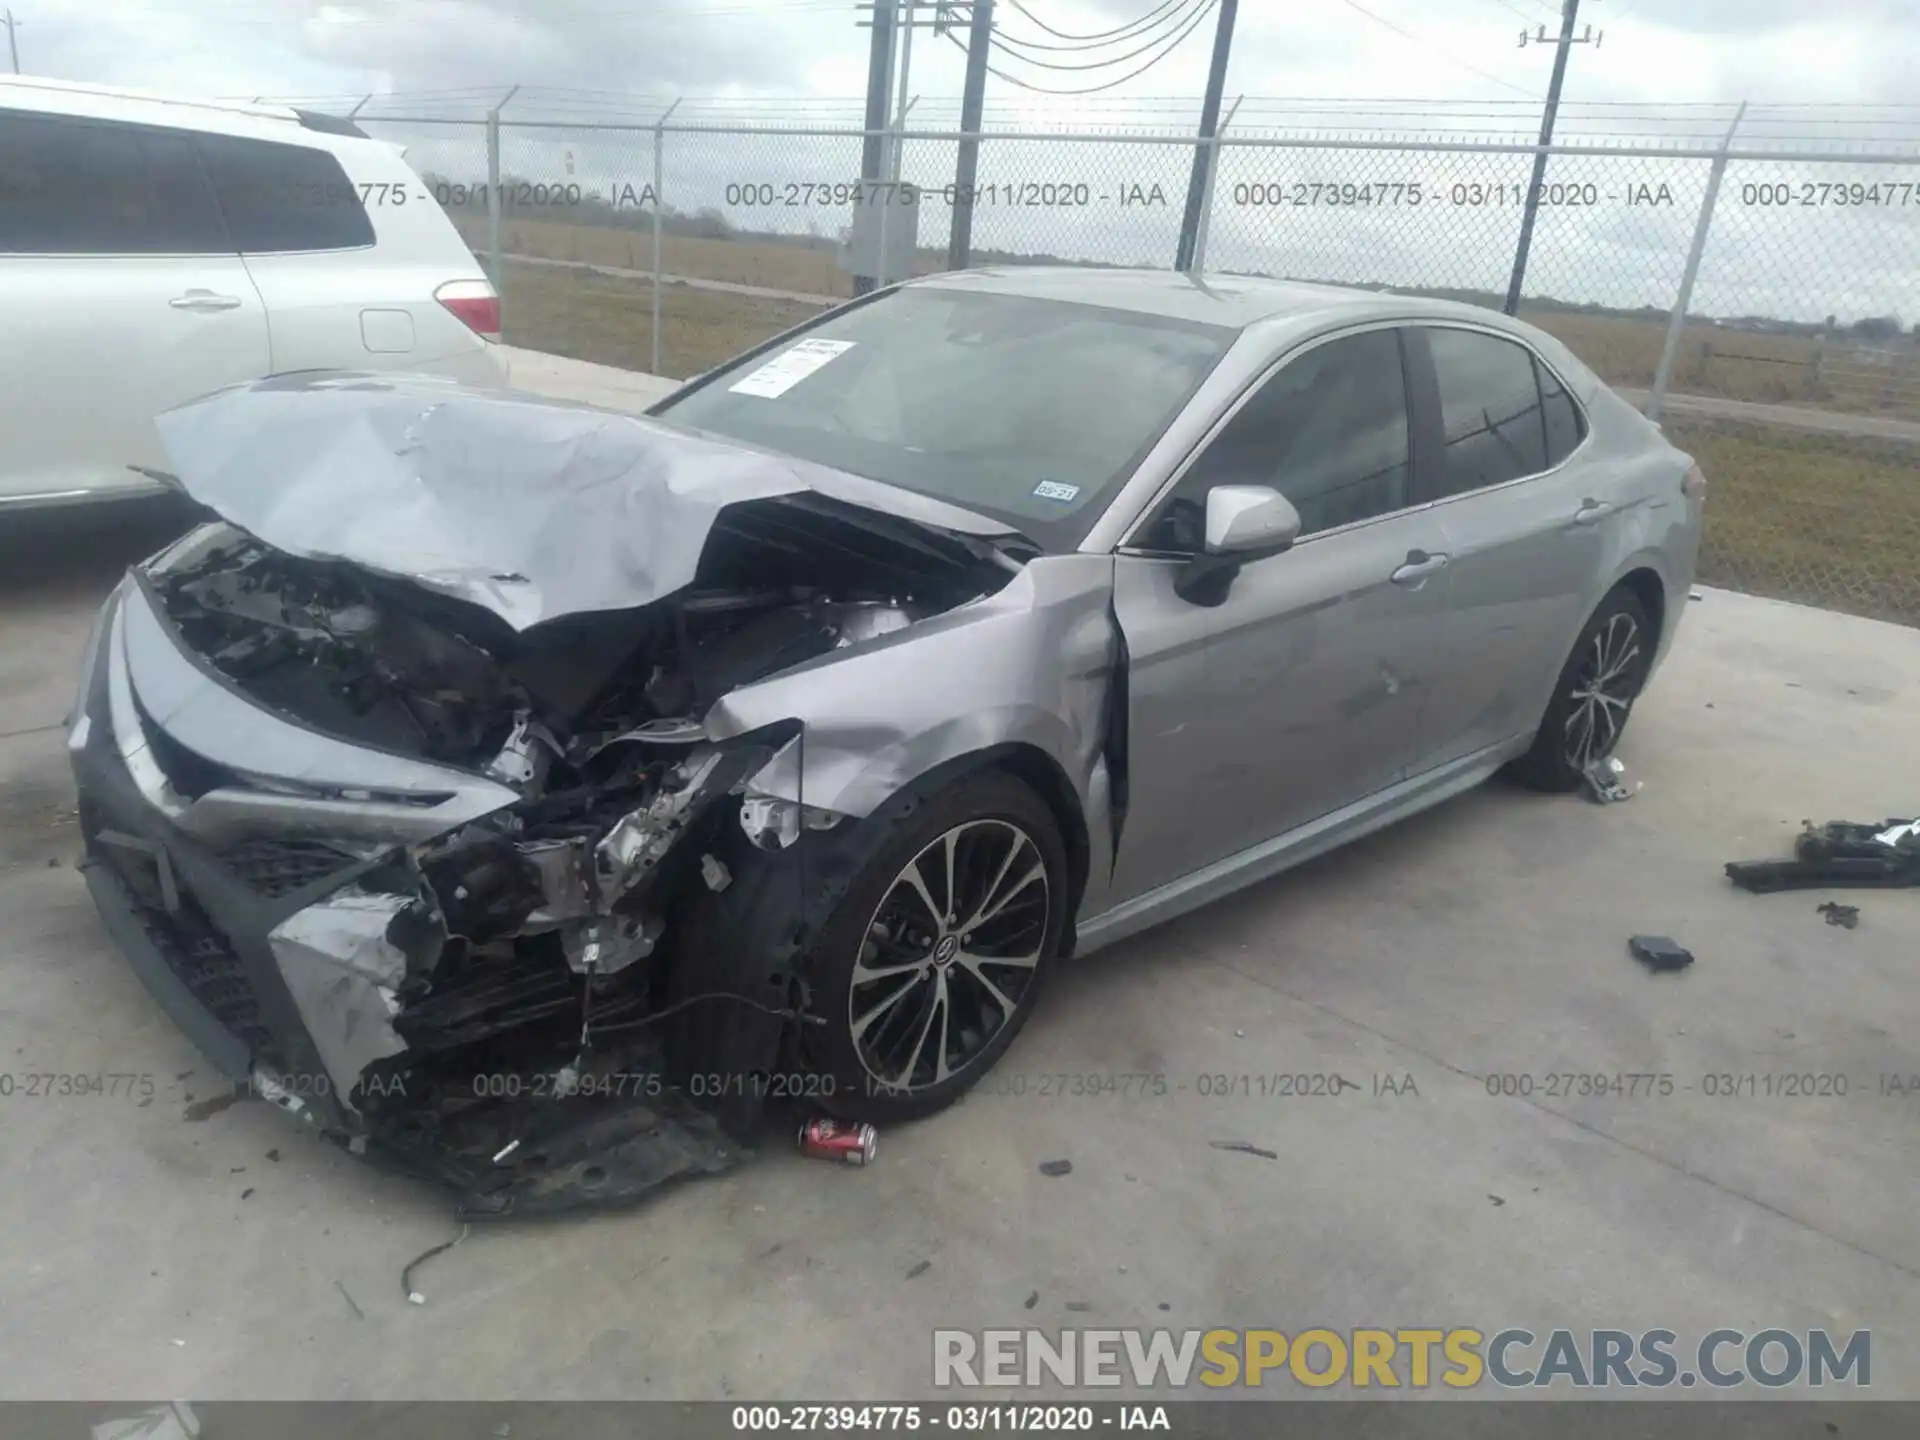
(728, 338, 857, 398)
(1031, 479, 1081, 502)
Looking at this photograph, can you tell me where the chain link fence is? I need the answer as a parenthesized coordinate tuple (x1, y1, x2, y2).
(346, 108, 1920, 627)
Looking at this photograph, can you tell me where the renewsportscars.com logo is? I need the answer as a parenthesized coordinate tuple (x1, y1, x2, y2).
(932, 1327, 1871, 1391)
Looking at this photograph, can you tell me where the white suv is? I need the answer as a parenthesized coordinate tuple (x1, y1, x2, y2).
(0, 76, 509, 509)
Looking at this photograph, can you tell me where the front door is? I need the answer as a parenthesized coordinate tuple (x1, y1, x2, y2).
(1106, 326, 1454, 905)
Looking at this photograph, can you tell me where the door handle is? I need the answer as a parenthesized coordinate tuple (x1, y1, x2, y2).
(1390, 550, 1450, 587)
(1572, 498, 1615, 526)
(169, 291, 243, 312)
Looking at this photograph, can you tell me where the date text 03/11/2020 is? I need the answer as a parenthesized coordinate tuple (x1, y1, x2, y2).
(729, 1405, 1170, 1432)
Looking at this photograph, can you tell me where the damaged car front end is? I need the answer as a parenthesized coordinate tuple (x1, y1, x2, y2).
(70, 373, 1109, 1215)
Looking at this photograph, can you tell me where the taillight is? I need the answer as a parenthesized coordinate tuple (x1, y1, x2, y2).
(435, 279, 500, 340)
(1682, 463, 1707, 499)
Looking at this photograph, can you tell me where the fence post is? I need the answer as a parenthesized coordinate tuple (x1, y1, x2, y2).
(1186, 94, 1241, 278)
(947, 0, 995, 271)
(484, 85, 519, 323)
(1648, 101, 1745, 423)
(651, 98, 680, 377)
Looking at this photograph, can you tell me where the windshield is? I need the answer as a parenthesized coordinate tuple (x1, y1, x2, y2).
(654, 286, 1237, 551)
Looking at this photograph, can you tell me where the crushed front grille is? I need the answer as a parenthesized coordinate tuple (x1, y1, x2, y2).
(95, 839, 287, 1070)
(219, 838, 362, 898)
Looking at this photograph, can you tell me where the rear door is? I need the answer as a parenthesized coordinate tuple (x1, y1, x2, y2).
(1106, 326, 1454, 903)
(195, 131, 503, 384)
(0, 110, 270, 503)
(1407, 324, 1615, 770)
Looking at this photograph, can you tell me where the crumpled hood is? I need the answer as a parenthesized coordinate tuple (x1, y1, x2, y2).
(154, 371, 1013, 632)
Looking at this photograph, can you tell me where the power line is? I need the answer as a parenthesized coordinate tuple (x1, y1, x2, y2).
(950, 0, 1216, 94)
(992, 0, 1202, 55)
(1000, 0, 1189, 44)
(990, 0, 1213, 69)
(1333, 0, 1535, 96)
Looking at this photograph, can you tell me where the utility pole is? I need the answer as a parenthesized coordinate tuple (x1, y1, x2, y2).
(852, 1, 899, 296)
(947, 0, 994, 270)
(1174, 0, 1237, 274)
(1503, 0, 1602, 315)
(4, 9, 21, 75)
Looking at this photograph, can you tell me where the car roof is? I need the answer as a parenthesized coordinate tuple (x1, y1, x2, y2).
(912, 265, 1505, 332)
(0, 75, 368, 143)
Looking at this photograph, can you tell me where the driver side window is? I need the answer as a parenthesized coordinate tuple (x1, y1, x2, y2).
(1139, 328, 1411, 553)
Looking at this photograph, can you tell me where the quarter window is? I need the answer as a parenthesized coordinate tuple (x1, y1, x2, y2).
(1538, 356, 1588, 468)
(0, 112, 228, 255)
(195, 133, 375, 253)
(1426, 328, 1549, 497)
(1141, 329, 1411, 551)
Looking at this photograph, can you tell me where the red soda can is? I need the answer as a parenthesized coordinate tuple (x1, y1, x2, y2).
(797, 1116, 878, 1166)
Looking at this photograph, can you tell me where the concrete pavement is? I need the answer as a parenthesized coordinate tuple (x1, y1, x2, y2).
(1, 395, 1917, 1404)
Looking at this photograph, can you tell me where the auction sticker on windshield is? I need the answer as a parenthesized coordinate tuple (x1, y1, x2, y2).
(728, 339, 857, 398)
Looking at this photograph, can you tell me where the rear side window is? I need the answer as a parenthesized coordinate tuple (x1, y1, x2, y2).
(195, 133, 375, 253)
(1426, 328, 1549, 497)
(1537, 357, 1587, 467)
(0, 112, 228, 255)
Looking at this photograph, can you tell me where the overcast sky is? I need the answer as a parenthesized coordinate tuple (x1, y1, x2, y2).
(12, 0, 1915, 320)
(12, 0, 1919, 115)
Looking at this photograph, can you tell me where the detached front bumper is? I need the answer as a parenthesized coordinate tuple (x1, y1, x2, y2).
(67, 578, 751, 1214)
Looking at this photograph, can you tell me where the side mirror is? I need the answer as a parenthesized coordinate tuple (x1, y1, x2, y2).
(1204, 484, 1301, 555)
(1175, 485, 1300, 606)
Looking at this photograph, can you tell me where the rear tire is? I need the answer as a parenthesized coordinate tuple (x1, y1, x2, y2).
(1508, 586, 1655, 792)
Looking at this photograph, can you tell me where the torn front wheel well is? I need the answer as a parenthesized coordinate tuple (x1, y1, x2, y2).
(848, 743, 1091, 957)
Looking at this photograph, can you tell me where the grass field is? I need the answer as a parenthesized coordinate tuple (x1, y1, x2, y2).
(493, 259, 1919, 629)
(1668, 421, 1920, 626)
(470, 215, 1920, 422)
(499, 261, 830, 378)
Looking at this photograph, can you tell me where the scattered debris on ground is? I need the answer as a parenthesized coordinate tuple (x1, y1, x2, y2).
(92, 1403, 201, 1440)
(905, 1260, 931, 1280)
(1581, 756, 1633, 804)
(1488, 1194, 1506, 1207)
(1817, 901, 1861, 929)
(1726, 819, 1920, 893)
(1209, 1140, 1279, 1160)
(1024, 1291, 1039, 1310)
(402, 1221, 472, 1305)
(1628, 935, 1695, 973)
(335, 1280, 366, 1320)
(181, 1091, 244, 1122)
(1038, 1159, 1073, 1177)
(796, 1117, 877, 1166)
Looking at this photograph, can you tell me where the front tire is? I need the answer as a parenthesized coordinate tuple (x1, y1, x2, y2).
(1509, 586, 1655, 792)
(800, 770, 1069, 1123)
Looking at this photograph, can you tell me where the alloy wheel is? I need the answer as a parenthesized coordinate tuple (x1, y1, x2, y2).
(847, 819, 1051, 1092)
(1562, 611, 1643, 769)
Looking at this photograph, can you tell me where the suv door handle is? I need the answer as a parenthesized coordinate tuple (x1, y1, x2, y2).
(1390, 550, 1450, 587)
(170, 291, 243, 312)
(1572, 498, 1615, 526)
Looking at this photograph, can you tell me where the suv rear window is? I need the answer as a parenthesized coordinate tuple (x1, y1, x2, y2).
(195, 133, 375, 253)
(0, 112, 228, 255)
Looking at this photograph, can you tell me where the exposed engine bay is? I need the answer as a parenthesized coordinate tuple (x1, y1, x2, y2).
(138, 497, 1020, 1212)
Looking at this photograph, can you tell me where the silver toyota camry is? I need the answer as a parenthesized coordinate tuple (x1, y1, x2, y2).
(69, 267, 1704, 1210)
